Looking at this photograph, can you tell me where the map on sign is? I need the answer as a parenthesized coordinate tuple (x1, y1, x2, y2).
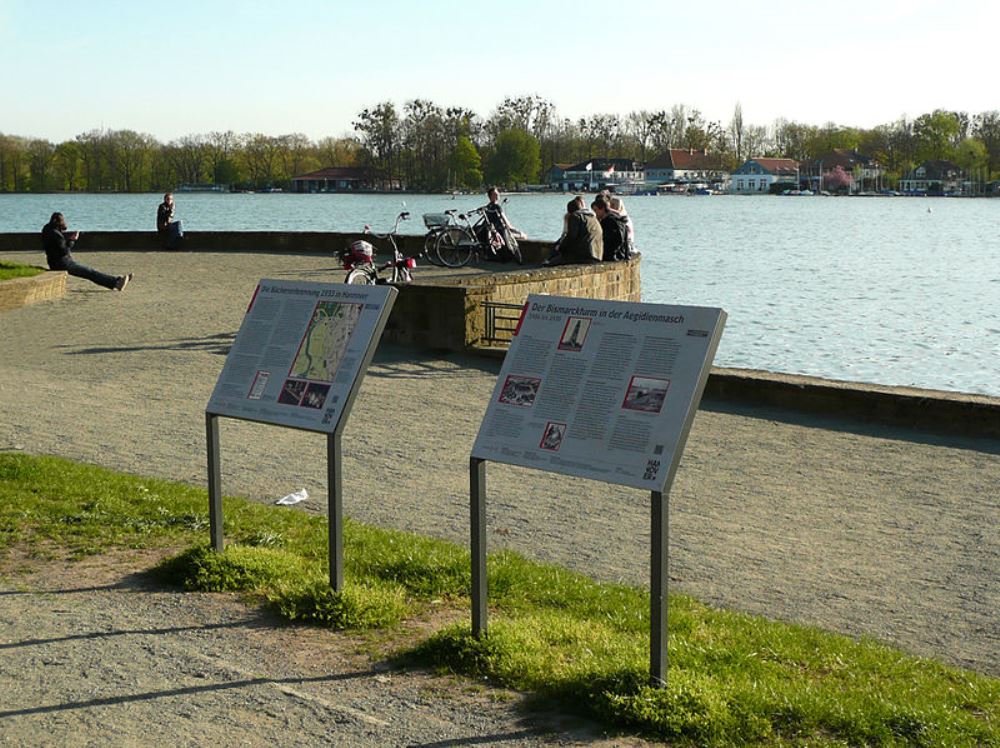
(289, 302, 362, 381)
(471, 294, 725, 492)
(206, 280, 396, 433)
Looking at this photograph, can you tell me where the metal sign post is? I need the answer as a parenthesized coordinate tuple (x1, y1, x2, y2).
(650, 489, 667, 685)
(204, 280, 397, 592)
(469, 295, 726, 687)
(327, 431, 343, 590)
(470, 457, 488, 637)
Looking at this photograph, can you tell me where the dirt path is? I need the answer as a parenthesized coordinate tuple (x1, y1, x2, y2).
(1, 248, 997, 724)
(0, 550, 638, 747)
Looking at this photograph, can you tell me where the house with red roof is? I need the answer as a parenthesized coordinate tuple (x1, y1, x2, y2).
(291, 166, 387, 193)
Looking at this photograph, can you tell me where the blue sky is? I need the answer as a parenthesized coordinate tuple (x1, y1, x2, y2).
(2, 0, 997, 142)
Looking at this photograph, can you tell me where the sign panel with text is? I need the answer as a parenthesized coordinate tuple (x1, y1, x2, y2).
(206, 279, 396, 433)
(472, 295, 726, 491)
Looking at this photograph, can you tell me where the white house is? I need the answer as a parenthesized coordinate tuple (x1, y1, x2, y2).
(729, 158, 800, 194)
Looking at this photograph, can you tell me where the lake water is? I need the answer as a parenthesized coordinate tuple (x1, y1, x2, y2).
(2, 192, 998, 397)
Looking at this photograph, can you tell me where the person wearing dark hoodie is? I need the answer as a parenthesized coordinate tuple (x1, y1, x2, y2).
(544, 196, 602, 266)
(42, 212, 132, 291)
(591, 194, 629, 261)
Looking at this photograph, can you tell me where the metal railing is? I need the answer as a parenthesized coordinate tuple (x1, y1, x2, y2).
(481, 301, 524, 347)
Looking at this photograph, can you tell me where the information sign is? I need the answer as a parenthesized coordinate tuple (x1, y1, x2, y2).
(206, 279, 396, 434)
(472, 295, 726, 492)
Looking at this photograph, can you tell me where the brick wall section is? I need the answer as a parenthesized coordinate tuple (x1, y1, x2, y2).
(0, 271, 66, 311)
(383, 255, 641, 350)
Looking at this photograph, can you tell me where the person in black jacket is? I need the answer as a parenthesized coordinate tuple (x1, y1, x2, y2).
(591, 195, 629, 261)
(544, 196, 602, 265)
(480, 187, 523, 263)
(156, 192, 183, 250)
(42, 212, 132, 291)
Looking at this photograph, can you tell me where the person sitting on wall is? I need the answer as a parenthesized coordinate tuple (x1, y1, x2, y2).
(544, 196, 602, 266)
(592, 194, 629, 262)
(608, 195, 636, 256)
(42, 212, 132, 291)
(480, 186, 524, 263)
(156, 192, 184, 250)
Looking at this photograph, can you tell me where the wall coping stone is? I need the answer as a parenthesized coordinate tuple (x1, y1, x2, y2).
(0, 269, 66, 311)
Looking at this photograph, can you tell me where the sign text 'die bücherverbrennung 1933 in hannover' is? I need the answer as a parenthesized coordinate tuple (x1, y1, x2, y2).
(206, 280, 396, 434)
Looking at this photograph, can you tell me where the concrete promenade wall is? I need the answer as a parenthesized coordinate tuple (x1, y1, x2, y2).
(704, 368, 1000, 440)
(0, 269, 66, 311)
(0, 230, 557, 264)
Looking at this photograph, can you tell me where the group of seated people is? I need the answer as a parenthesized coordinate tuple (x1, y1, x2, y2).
(544, 193, 635, 266)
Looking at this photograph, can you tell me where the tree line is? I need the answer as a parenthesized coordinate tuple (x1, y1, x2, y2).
(2, 96, 999, 192)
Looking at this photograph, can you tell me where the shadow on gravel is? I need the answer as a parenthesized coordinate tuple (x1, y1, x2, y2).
(0, 670, 375, 719)
(0, 618, 261, 651)
(701, 397, 1000, 455)
(370, 345, 502, 379)
(54, 332, 235, 357)
(411, 730, 556, 747)
(0, 583, 125, 596)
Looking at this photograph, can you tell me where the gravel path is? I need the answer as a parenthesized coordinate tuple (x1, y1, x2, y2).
(0, 551, 634, 747)
(1, 248, 998, 743)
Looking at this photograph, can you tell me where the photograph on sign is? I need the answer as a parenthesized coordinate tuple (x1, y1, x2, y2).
(471, 295, 725, 491)
(206, 280, 396, 433)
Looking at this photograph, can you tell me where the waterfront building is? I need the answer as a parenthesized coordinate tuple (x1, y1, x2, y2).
(291, 166, 390, 193)
(553, 158, 643, 192)
(898, 160, 964, 196)
(729, 158, 800, 194)
(643, 149, 728, 192)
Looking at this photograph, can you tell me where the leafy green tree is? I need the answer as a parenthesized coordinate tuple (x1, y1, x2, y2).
(164, 135, 209, 186)
(954, 137, 987, 171)
(27, 139, 55, 192)
(913, 109, 961, 162)
(53, 141, 82, 191)
(402, 99, 448, 190)
(451, 135, 482, 189)
(353, 102, 402, 189)
(242, 133, 283, 188)
(484, 128, 540, 189)
(316, 136, 360, 167)
(972, 111, 1000, 176)
(205, 130, 242, 186)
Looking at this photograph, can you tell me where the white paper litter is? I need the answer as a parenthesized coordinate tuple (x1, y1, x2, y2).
(275, 488, 308, 506)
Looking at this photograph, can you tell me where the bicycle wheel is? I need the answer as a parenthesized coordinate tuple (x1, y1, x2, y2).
(345, 267, 375, 285)
(435, 227, 474, 267)
(422, 231, 444, 266)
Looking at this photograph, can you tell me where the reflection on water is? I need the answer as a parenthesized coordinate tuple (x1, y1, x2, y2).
(2, 192, 997, 396)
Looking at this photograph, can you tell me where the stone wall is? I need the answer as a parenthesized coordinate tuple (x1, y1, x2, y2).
(0, 270, 66, 311)
(385, 255, 642, 350)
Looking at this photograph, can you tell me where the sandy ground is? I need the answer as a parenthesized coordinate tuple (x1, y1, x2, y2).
(1, 247, 998, 687)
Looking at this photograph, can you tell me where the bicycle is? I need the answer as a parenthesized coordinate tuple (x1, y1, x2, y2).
(420, 210, 461, 266)
(434, 206, 523, 267)
(339, 211, 416, 285)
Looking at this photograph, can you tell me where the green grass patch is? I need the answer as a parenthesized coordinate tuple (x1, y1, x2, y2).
(2, 452, 998, 745)
(0, 261, 45, 281)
